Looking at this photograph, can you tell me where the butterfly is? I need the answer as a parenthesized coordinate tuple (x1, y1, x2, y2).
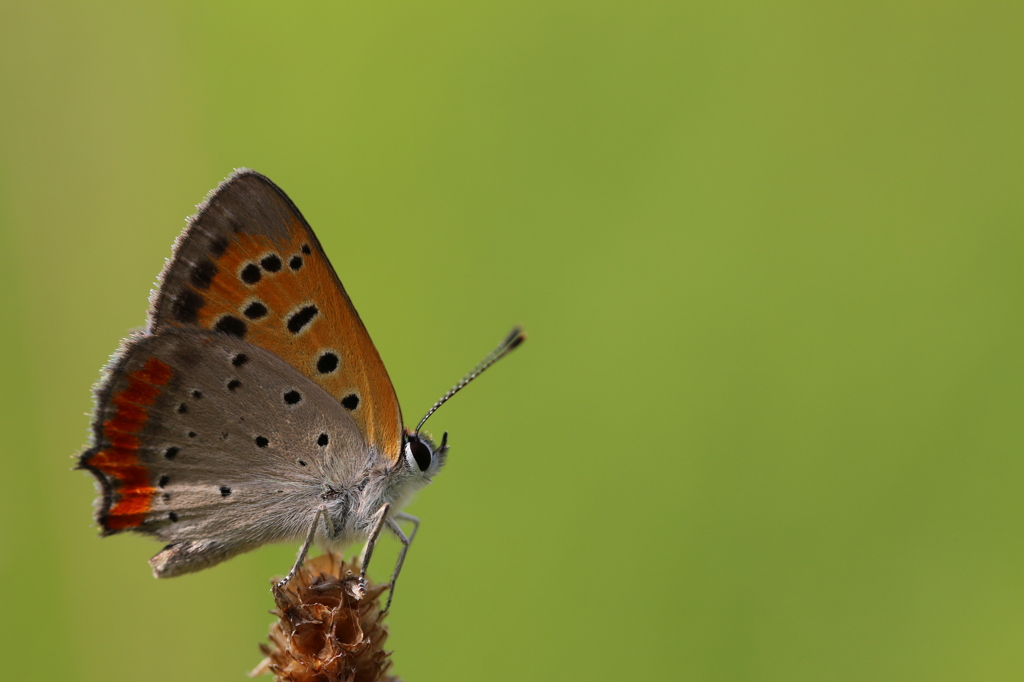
(77, 169, 524, 610)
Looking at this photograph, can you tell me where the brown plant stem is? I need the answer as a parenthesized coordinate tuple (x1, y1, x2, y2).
(251, 553, 399, 682)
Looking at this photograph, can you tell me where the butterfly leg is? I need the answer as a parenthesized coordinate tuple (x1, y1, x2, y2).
(320, 504, 337, 538)
(381, 512, 420, 614)
(355, 503, 390, 598)
(277, 504, 328, 588)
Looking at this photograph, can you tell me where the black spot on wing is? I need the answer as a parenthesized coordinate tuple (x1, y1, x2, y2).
(191, 389, 202, 399)
(255, 436, 269, 448)
(231, 353, 249, 367)
(241, 263, 261, 285)
(214, 315, 247, 338)
(289, 255, 303, 270)
(189, 259, 218, 289)
(283, 390, 302, 405)
(301, 244, 311, 255)
(287, 305, 319, 334)
(316, 352, 339, 374)
(260, 254, 282, 272)
(170, 289, 205, 324)
(244, 301, 268, 319)
(317, 433, 329, 446)
(177, 403, 187, 414)
(227, 379, 241, 391)
(342, 394, 359, 410)
(158, 475, 169, 487)
(220, 485, 231, 497)
(168, 512, 179, 522)
(164, 447, 179, 460)
(209, 235, 229, 258)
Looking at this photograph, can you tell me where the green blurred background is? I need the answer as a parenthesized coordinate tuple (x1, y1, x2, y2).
(2, 2, 1023, 680)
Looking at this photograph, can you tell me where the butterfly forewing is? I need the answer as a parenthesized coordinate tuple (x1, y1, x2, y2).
(149, 170, 403, 463)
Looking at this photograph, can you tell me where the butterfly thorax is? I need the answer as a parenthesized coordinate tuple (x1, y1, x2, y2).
(319, 430, 445, 547)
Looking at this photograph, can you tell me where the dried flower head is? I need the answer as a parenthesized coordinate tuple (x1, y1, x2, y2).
(252, 553, 398, 682)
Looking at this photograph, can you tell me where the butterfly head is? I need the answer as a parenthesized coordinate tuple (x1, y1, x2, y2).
(402, 428, 448, 480)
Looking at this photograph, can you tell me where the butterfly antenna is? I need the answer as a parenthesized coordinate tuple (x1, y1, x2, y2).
(415, 326, 526, 435)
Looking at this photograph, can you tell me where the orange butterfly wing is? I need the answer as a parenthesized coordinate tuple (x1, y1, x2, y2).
(149, 169, 403, 463)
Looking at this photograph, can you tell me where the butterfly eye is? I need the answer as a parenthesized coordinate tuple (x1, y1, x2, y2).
(408, 436, 432, 472)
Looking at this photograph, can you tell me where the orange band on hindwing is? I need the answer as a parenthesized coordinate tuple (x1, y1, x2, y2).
(85, 357, 173, 530)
